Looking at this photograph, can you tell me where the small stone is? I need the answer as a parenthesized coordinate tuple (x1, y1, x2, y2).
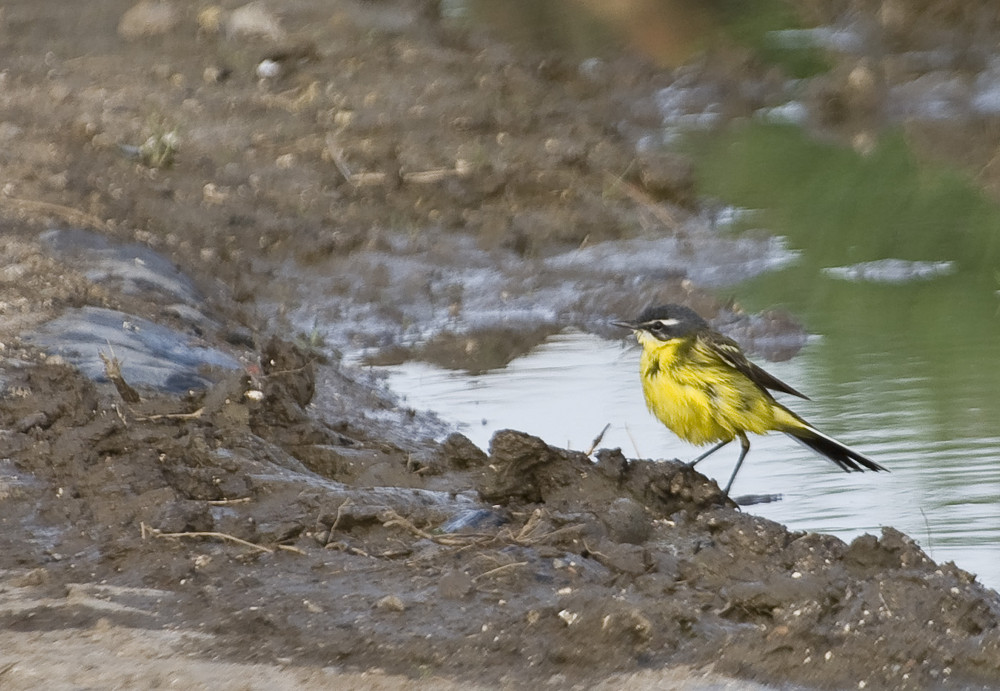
(602, 497, 651, 545)
(118, 1, 180, 40)
(203, 66, 228, 84)
(558, 609, 579, 626)
(257, 59, 282, 80)
(375, 595, 405, 612)
(198, 6, 224, 34)
(226, 2, 285, 41)
(437, 570, 475, 599)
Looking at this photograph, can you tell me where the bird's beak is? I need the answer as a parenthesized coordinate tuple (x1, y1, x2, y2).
(611, 319, 637, 330)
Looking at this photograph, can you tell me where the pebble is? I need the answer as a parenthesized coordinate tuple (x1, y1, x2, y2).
(375, 595, 405, 612)
(226, 1, 285, 41)
(602, 497, 651, 545)
(118, 0, 180, 40)
(257, 59, 282, 80)
(198, 6, 224, 34)
(437, 570, 475, 599)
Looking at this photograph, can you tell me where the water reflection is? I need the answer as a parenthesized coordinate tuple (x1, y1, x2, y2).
(377, 331, 1000, 590)
(690, 123, 1000, 444)
(450, 0, 711, 66)
(449, 0, 818, 70)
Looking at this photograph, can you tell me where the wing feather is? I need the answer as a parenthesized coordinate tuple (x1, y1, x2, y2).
(699, 330, 810, 400)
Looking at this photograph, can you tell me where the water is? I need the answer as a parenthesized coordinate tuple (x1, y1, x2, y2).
(379, 329, 1000, 591)
(340, 1, 1000, 591)
(368, 125, 1000, 593)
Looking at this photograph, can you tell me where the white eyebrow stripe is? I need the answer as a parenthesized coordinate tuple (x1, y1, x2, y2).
(656, 318, 679, 327)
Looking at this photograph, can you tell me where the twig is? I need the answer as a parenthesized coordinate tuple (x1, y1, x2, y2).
(380, 510, 437, 540)
(324, 135, 385, 186)
(263, 363, 313, 378)
(324, 134, 353, 183)
(402, 168, 461, 184)
(133, 407, 205, 422)
(624, 422, 642, 459)
(206, 497, 252, 506)
(505, 509, 585, 546)
(141, 522, 273, 554)
(585, 423, 611, 455)
(919, 507, 934, 559)
(514, 509, 546, 542)
(604, 173, 679, 230)
(316, 498, 352, 548)
(516, 523, 586, 546)
(347, 172, 387, 185)
(378, 509, 490, 546)
(111, 402, 129, 427)
(582, 538, 609, 562)
(99, 349, 141, 404)
(329, 498, 352, 533)
(473, 561, 528, 582)
(325, 541, 370, 557)
(0, 196, 108, 230)
(878, 591, 894, 618)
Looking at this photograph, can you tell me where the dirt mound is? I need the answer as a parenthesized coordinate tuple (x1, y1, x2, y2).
(0, 356, 997, 688)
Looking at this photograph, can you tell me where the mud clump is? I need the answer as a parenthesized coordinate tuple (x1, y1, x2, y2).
(479, 429, 730, 516)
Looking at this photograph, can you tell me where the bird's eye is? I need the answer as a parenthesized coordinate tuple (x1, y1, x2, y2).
(645, 318, 679, 339)
(654, 318, 678, 332)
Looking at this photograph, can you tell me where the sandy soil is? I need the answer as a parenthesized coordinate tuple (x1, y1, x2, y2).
(1, 1, 1000, 689)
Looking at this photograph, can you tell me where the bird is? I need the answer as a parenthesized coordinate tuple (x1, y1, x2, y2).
(613, 304, 887, 495)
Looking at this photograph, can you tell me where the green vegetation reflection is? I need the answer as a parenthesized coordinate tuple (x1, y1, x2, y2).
(689, 123, 1000, 441)
(454, 0, 827, 72)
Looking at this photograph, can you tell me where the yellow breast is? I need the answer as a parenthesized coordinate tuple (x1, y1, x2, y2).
(637, 334, 781, 446)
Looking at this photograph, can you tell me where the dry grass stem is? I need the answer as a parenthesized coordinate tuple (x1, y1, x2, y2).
(141, 522, 273, 554)
(402, 168, 461, 184)
(134, 407, 205, 422)
(99, 350, 141, 404)
(585, 422, 611, 455)
(206, 497, 252, 506)
(473, 561, 529, 582)
(1, 196, 108, 230)
(379, 509, 491, 546)
(604, 173, 678, 230)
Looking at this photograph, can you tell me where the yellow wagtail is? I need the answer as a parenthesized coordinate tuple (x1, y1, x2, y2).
(614, 304, 887, 495)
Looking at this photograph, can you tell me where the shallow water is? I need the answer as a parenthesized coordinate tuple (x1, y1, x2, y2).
(378, 330, 1000, 591)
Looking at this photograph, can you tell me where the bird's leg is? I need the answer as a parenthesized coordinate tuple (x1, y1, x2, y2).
(687, 440, 730, 468)
(721, 432, 751, 496)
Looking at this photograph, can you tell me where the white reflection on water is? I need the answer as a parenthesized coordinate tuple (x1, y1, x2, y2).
(377, 330, 1000, 592)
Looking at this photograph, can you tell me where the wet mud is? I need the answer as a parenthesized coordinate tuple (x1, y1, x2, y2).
(1, 0, 999, 689)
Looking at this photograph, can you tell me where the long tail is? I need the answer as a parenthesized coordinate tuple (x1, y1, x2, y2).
(785, 425, 888, 473)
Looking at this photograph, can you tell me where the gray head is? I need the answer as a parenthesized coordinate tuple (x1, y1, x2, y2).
(614, 304, 708, 341)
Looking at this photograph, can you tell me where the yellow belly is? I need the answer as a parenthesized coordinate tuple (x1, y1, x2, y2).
(638, 338, 787, 446)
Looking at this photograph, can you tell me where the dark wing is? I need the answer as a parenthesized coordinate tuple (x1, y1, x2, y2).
(700, 329, 810, 400)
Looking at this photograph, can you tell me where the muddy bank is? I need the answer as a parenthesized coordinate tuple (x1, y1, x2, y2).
(1, 352, 998, 688)
(1, 0, 1000, 689)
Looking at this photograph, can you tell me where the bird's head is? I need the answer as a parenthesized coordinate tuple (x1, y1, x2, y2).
(612, 304, 708, 345)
